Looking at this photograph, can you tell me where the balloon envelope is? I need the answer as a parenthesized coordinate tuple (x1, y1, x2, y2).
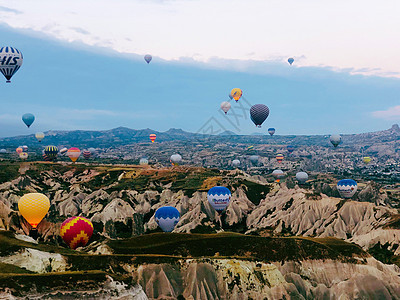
(288, 57, 294, 65)
(220, 101, 231, 114)
(230, 88, 242, 102)
(268, 128, 275, 136)
(155, 206, 180, 232)
(0, 149, 6, 153)
(19, 152, 28, 159)
(207, 186, 231, 212)
(363, 157, 371, 164)
(232, 159, 240, 167)
(16, 147, 23, 154)
(250, 104, 269, 127)
(139, 158, 149, 165)
(144, 54, 152, 64)
(287, 145, 295, 153)
(60, 147, 68, 155)
(170, 154, 182, 165)
(67, 147, 81, 162)
(60, 216, 94, 249)
(18, 193, 50, 228)
(44, 146, 58, 160)
(83, 150, 91, 159)
(0, 47, 23, 82)
(22, 113, 35, 128)
(276, 154, 284, 163)
(330, 135, 342, 147)
(272, 169, 284, 178)
(35, 132, 45, 142)
(150, 134, 156, 142)
(296, 172, 309, 184)
(249, 155, 259, 165)
(337, 179, 357, 199)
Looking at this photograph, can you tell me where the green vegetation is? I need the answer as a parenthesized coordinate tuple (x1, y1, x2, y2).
(0, 162, 19, 184)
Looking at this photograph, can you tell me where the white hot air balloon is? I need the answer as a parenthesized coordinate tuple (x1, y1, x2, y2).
(220, 101, 231, 114)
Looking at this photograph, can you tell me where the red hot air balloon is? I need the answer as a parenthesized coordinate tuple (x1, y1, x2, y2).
(60, 216, 94, 249)
(276, 154, 284, 163)
(149, 134, 156, 142)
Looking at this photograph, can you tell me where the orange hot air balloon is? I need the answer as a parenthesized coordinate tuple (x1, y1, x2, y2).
(230, 88, 242, 102)
(16, 147, 23, 154)
(276, 154, 284, 163)
(67, 147, 81, 163)
(18, 193, 50, 228)
(60, 216, 94, 249)
(149, 134, 156, 142)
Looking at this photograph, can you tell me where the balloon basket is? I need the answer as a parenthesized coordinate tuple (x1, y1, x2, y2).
(6, 80, 11, 83)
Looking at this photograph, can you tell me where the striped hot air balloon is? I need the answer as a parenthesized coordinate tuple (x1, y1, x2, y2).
(207, 186, 231, 212)
(18, 193, 50, 228)
(42, 154, 51, 161)
(60, 216, 94, 250)
(67, 147, 81, 163)
(44, 145, 58, 160)
(155, 207, 180, 232)
(276, 154, 284, 163)
(149, 134, 157, 142)
(0, 46, 23, 83)
(82, 150, 91, 160)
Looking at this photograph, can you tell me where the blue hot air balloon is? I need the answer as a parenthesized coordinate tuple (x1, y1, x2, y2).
(0, 47, 23, 83)
(250, 104, 269, 127)
(337, 179, 357, 199)
(207, 186, 231, 212)
(22, 113, 35, 128)
(268, 128, 275, 136)
(144, 54, 152, 64)
(228, 93, 233, 100)
(287, 145, 295, 153)
(288, 57, 294, 65)
(155, 206, 180, 232)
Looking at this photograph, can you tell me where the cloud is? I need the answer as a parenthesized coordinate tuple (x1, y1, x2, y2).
(372, 106, 400, 120)
(0, 5, 21, 14)
(70, 27, 90, 35)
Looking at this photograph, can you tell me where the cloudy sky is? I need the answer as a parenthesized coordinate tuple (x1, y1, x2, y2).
(0, 0, 399, 137)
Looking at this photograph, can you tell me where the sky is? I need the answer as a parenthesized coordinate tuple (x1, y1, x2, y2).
(0, 0, 399, 137)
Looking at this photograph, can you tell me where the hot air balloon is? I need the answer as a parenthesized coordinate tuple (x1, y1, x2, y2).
(288, 57, 294, 65)
(170, 154, 182, 166)
(60, 147, 68, 155)
(18, 193, 50, 228)
(67, 147, 81, 163)
(249, 155, 259, 165)
(287, 145, 295, 154)
(220, 101, 231, 114)
(276, 154, 284, 163)
(330, 135, 342, 148)
(363, 157, 371, 164)
(230, 88, 242, 102)
(232, 159, 240, 168)
(22, 145, 28, 152)
(16, 147, 23, 154)
(250, 104, 269, 127)
(144, 54, 152, 64)
(207, 186, 231, 212)
(272, 169, 285, 182)
(0, 149, 6, 153)
(19, 152, 28, 159)
(42, 154, 51, 161)
(155, 206, 180, 232)
(60, 216, 94, 249)
(22, 113, 35, 128)
(0, 47, 23, 83)
(150, 134, 157, 143)
(88, 147, 96, 153)
(44, 146, 58, 160)
(228, 94, 233, 100)
(35, 132, 44, 142)
(337, 179, 357, 199)
(83, 150, 91, 159)
(139, 158, 149, 165)
(296, 172, 308, 184)
(268, 128, 275, 136)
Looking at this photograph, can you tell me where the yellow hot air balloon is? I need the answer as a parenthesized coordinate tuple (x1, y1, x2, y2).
(18, 193, 50, 228)
(230, 88, 242, 102)
(363, 157, 371, 164)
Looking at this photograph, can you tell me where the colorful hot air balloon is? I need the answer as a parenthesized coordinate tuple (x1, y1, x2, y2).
(42, 153, 51, 161)
(337, 179, 357, 199)
(16, 147, 23, 154)
(276, 154, 284, 163)
(144, 54, 152, 64)
(207, 186, 231, 212)
(18, 193, 50, 228)
(363, 157, 371, 164)
(296, 172, 309, 184)
(0, 47, 23, 83)
(220, 101, 231, 114)
(139, 158, 149, 165)
(170, 154, 182, 166)
(22, 113, 35, 128)
(155, 206, 180, 232)
(232, 159, 240, 168)
(60, 147, 68, 155)
(60, 216, 94, 249)
(230, 88, 242, 102)
(19, 152, 28, 159)
(272, 169, 285, 182)
(288, 57, 294, 65)
(268, 128, 275, 136)
(44, 146, 58, 160)
(250, 104, 269, 127)
(82, 150, 91, 159)
(67, 147, 81, 163)
(330, 135, 342, 148)
(287, 145, 295, 153)
(150, 134, 157, 143)
(35, 132, 45, 142)
(249, 155, 259, 165)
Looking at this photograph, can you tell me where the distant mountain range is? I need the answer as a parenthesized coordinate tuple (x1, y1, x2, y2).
(0, 124, 399, 149)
